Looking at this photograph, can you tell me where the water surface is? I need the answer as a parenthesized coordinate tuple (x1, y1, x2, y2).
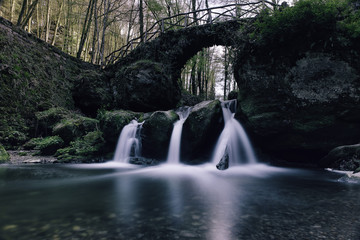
(0, 163, 359, 240)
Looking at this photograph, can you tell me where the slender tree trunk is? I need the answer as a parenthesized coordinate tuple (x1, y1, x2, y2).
(191, 59, 197, 96)
(77, 0, 95, 58)
(139, 0, 144, 42)
(192, 0, 197, 25)
(45, 0, 51, 43)
(10, 0, 16, 22)
(100, 0, 110, 66)
(224, 47, 229, 100)
(52, 0, 64, 46)
(17, 0, 28, 26)
(90, 0, 98, 64)
(126, 0, 135, 44)
(36, 1, 40, 38)
(20, 0, 39, 29)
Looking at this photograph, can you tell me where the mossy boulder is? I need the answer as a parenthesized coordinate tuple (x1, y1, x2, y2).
(55, 131, 105, 162)
(53, 116, 99, 144)
(182, 100, 224, 164)
(35, 107, 71, 136)
(141, 110, 179, 160)
(33, 136, 64, 155)
(112, 60, 181, 112)
(320, 144, 360, 171)
(0, 144, 10, 163)
(98, 110, 142, 154)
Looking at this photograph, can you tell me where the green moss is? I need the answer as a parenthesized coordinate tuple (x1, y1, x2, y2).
(23, 138, 44, 150)
(34, 136, 64, 155)
(251, 0, 358, 48)
(0, 145, 10, 163)
(55, 131, 105, 162)
(53, 116, 99, 144)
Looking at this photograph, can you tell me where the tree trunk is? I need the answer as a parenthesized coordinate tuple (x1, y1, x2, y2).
(52, 0, 64, 46)
(191, 59, 197, 96)
(17, 0, 28, 26)
(45, 0, 51, 43)
(20, 0, 39, 29)
(77, 0, 95, 59)
(192, 0, 197, 25)
(100, 0, 110, 66)
(10, 0, 16, 22)
(224, 47, 229, 100)
(90, 0, 98, 64)
(139, 0, 144, 42)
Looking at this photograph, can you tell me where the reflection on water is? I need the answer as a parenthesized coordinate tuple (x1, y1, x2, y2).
(0, 163, 360, 240)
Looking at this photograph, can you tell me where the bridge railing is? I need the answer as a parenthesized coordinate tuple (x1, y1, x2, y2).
(105, 0, 277, 66)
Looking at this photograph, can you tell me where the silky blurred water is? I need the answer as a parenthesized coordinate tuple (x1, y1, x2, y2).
(0, 163, 359, 240)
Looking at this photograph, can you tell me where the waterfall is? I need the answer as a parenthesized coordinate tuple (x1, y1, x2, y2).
(166, 107, 192, 164)
(212, 99, 256, 168)
(113, 120, 144, 163)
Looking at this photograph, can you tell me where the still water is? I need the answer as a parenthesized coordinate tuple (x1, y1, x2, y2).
(0, 163, 359, 240)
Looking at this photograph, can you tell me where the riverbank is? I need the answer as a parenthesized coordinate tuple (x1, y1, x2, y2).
(7, 151, 57, 164)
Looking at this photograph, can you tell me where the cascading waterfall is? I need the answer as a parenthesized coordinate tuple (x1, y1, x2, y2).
(166, 107, 192, 164)
(113, 120, 144, 163)
(212, 99, 256, 168)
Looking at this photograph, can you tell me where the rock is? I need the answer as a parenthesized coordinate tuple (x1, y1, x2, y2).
(53, 116, 99, 144)
(141, 110, 179, 160)
(98, 110, 142, 154)
(55, 131, 105, 162)
(35, 107, 71, 136)
(0, 144, 10, 163)
(216, 150, 229, 170)
(128, 157, 160, 166)
(111, 60, 181, 112)
(235, 46, 360, 165)
(320, 144, 360, 171)
(182, 100, 224, 164)
(33, 136, 64, 155)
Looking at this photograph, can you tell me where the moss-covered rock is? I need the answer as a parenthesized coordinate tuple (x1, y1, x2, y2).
(53, 116, 99, 144)
(320, 144, 360, 171)
(141, 110, 179, 160)
(0, 144, 10, 163)
(35, 107, 72, 136)
(98, 110, 142, 154)
(33, 136, 64, 155)
(182, 100, 224, 164)
(55, 131, 105, 162)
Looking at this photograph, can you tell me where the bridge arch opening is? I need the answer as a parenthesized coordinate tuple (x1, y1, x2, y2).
(180, 45, 238, 101)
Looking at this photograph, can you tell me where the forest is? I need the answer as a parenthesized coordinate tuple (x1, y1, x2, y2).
(0, 0, 270, 99)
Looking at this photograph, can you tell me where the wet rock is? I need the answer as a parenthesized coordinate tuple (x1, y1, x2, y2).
(33, 136, 64, 155)
(182, 100, 224, 164)
(98, 110, 142, 155)
(216, 150, 229, 170)
(129, 157, 160, 166)
(141, 110, 178, 160)
(320, 144, 360, 171)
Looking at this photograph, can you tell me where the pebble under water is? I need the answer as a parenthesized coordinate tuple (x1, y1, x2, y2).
(0, 163, 360, 240)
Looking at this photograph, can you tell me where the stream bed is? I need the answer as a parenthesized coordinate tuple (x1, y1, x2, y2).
(0, 163, 359, 240)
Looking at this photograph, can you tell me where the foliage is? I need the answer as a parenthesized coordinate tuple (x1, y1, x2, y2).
(252, 0, 351, 46)
(33, 136, 64, 155)
(53, 116, 99, 144)
(55, 131, 105, 162)
(0, 144, 10, 163)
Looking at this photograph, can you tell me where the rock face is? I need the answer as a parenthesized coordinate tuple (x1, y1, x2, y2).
(182, 100, 224, 164)
(141, 110, 179, 160)
(111, 60, 181, 112)
(320, 144, 360, 171)
(235, 51, 360, 164)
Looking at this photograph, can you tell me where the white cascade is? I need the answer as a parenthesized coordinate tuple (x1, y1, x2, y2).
(211, 99, 256, 167)
(113, 120, 144, 163)
(166, 107, 192, 164)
